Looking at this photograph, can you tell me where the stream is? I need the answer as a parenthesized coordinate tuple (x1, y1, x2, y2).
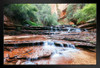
(4, 26, 96, 65)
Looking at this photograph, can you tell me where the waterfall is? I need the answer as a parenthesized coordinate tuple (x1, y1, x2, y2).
(43, 40, 76, 49)
(43, 40, 55, 46)
(43, 40, 56, 51)
(84, 29, 88, 32)
(60, 43, 64, 47)
(50, 26, 53, 32)
(67, 27, 71, 33)
(50, 42, 79, 61)
(55, 27, 58, 32)
(50, 26, 54, 35)
(66, 43, 75, 49)
(75, 28, 81, 32)
(24, 40, 79, 64)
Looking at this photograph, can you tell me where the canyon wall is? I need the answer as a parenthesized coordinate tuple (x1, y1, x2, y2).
(49, 4, 68, 18)
(4, 15, 14, 26)
(49, 4, 69, 24)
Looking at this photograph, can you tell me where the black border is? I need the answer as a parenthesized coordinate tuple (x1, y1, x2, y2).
(0, 0, 99, 68)
(1, 0, 98, 3)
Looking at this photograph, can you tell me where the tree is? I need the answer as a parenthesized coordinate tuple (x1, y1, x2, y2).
(4, 4, 59, 26)
(73, 4, 96, 24)
(66, 4, 85, 24)
(4, 4, 38, 26)
(35, 4, 59, 26)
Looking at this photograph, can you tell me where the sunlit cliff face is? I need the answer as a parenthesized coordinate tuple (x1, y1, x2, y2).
(49, 4, 68, 16)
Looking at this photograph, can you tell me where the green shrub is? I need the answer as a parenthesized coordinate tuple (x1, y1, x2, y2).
(73, 4, 96, 24)
(25, 20, 38, 26)
(44, 13, 59, 26)
(4, 4, 60, 26)
(4, 4, 38, 25)
(35, 4, 59, 26)
(66, 4, 75, 20)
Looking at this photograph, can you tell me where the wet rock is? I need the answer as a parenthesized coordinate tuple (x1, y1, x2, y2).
(4, 25, 96, 65)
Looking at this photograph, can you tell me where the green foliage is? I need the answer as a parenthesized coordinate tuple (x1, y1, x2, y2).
(24, 20, 39, 26)
(35, 4, 59, 26)
(16, 27, 21, 31)
(72, 24, 76, 27)
(66, 4, 85, 23)
(4, 4, 38, 25)
(44, 13, 59, 26)
(73, 4, 96, 24)
(4, 4, 59, 26)
(66, 4, 75, 20)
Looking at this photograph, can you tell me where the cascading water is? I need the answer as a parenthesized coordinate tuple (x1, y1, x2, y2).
(50, 26, 53, 32)
(49, 42, 79, 64)
(75, 28, 81, 32)
(42, 40, 77, 49)
(66, 43, 75, 49)
(55, 27, 58, 32)
(50, 26, 55, 35)
(66, 27, 82, 33)
(22, 40, 79, 65)
(60, 43, 64, 47)
(22, 26, 80, 65)
(58, 27, 61, 31)
(43, 40, 56, 51)
(42, 40, 79, 55)
(67, 27, 71, 33)
(84, 29, 88, 32)
(42, 40, 80, 63)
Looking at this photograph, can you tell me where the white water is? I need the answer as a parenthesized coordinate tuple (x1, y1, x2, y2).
(43, 40, 56, 51)
(75, 28, 81, 32)
(55, 27, 58, 32)
(66, 43, 75, 49)
(23, 26, 83, 64)
(22, 40, 79, 65)
(84, 29, 88, 32)
(50, 26, 53, 32)
(42, 40, 79, 54)
(22, 61, 35, 65)
(42, 40, 80, 63)
(67, 27, 71, 33)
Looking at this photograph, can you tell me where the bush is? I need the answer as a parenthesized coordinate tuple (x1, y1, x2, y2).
(66, 4, 75, 20)
(35, 4, 59, 26)
(4, 4, 38, 25)
(44, 13, 59, 26)
(24, 20, 39, 26)
(73, 4, 96, 24)
(4, 4, 59, 26)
